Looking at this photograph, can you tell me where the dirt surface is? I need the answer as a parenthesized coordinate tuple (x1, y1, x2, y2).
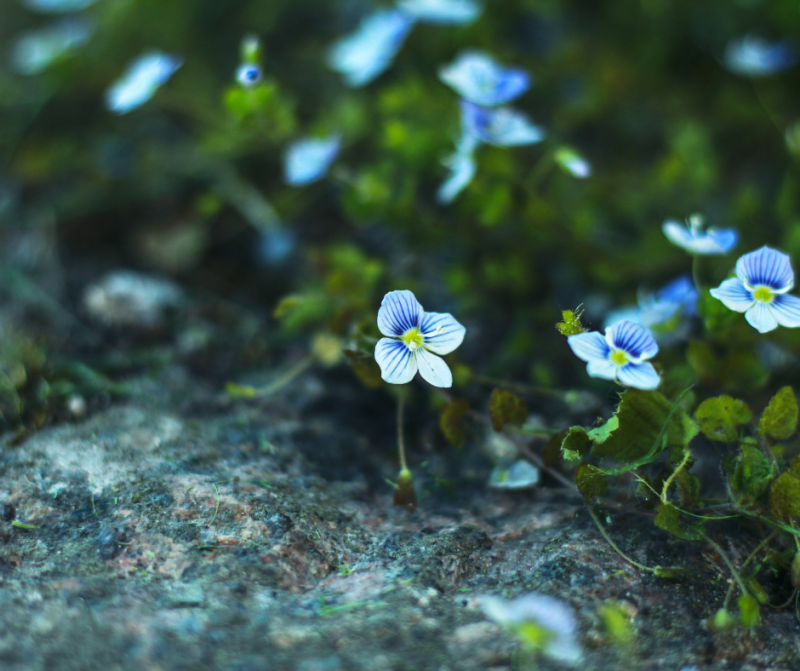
(1, 362, 799, 671)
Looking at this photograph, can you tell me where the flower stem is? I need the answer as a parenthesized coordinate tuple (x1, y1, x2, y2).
(692, 253, 703, 295)
(397, 392, 407, 472)
(705, 534, 750, 602)
(256, 355, 314, 398)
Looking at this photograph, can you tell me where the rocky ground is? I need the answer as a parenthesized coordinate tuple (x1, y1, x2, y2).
(0, 354, 799, 671)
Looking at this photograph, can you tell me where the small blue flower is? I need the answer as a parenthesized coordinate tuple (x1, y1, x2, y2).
(662, 214, 737, 255)
(236, 64, 262, 87)
(11, 18, 94, 76)
(568, 320, 660, 390)
(284, 134, 341, 186)
(460, 101, 544, 147)
(437, 133, 479, 204)
(22, 0, 97, 12)
(105, 51, 183, 115)
(723, 36, 798, 78)
(398, 0, 482, 24)
(710, 246, 800, 333)
(554, 147, 591, 179)
(605, 276, 697, 332)
(439, 51, 530, 107)
(327, 10, 415, 88)
(374, 290, 466, 388)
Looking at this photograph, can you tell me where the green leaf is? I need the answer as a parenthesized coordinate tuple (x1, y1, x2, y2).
(439, 399, 470, 449)
(225, 382, 257, 398)
(769, 457, 800, 519)
(654, 503, 704, 541)
(694, 395, 751, 443)
(759, 386, 798, 441)
(731, 444, 774, 506)
(574, 463, 607, 503)
(561, 426, 590, 459)
(709, 608, 736, 631)
(653, 566, 687, 579)
(489, 388, 528, 432)
(555, 309, 585, 336)
(590, 389, 699, 466)
(11, 521, 38, 530)
(674, 469, 702, 508)
(738, 593, 760, 628)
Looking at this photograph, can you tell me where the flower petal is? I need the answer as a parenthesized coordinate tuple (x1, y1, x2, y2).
(709, 278, 754, 312)
(438, 51, 530, 107)
(105, 51, 183, 115)
(724, 36, 798, 77)
(377, 290, 423, 337)
(745, 302, 779, 333)
(375, 338, 417, 384)
(703, 228, 738, 254)
(586, 359, 617, 380)
(567, 331, 609, 363)
(420, 311, 466, 355)
(284, 134, 341, 186)
(735, 246, 794, 292)
(662, 220, 737, 255)
(436, 148, 476, 204)
(605, 320, 658, 361)
(616, 362, 661, 390)
(769, 294, 800, 328)
(415, 348, 453, 387)
(662, 221, 695, 251)
(398, 0, 482, 25)
(461, 101, 544, 146)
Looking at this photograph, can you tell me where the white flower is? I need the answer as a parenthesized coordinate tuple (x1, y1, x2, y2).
(284, 134, 341, 186)
(439, 51, 530, 107)
(662, 213, 737, 255)
(710, 246, 800, 333)
(326, 10, 415, 88)
(105, 51, 183, 115)
(568, 320, 660, 390)
(723, 36, 798, 77)
(398, 0, 482, 25)
(478, 593, 582, 663)
(374, 290, 465, 388)
(11, 18, 94, 76)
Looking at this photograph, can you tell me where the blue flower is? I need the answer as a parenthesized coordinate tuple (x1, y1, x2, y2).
(662, 214, 737, 255)
(284, 134, 341, 186)
(723, 36, 798, 77)
(327, 10, 415, 88)
(554, 147, 591, 179)
(710, 246, 800, 333)
(236, 64, 262, 87)
(374, 290, 466, 388)
(460, 101, 545, 146)
(568, 320, 660, 390)
(439, 51, 530, 107)
(105, 51, 183, 115)
(605, 276, 697, 331)
(21, 0, 97, 12)
(398, 0, 482, 24)
(436, 133, 479, 204)
(11, 18, 94, 76)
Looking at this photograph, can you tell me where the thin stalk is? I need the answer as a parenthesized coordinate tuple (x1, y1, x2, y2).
(705, 534, 750, 602)
(721, 530, 777, 609)
(692, 253, 703, 295)
(661, 448, 693, 505)
(586, 506, 659, 574)
(397, 393, 407, 471)
(256, 355, 314, 398)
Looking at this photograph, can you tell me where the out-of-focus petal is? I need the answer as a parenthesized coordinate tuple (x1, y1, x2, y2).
(745, 302, 779, 333)
(735, 246, 794, 292)
(436, 148, 476, 204)
(663, 220, 737, 255)
(723, 36, 798, 77)
(438, 51, 529, 106)
(22, 0, 97, 12)
(415, 348, 453, 387)
(105, 51, 183, 115)
(586, 359, 617, 380)
(420, 311, 466, 355)
(616, 362, 660, 390)
(284, 134, 341, 186)
(10, 18, 94, 76)
(554, 147, 591, 178)
(326, 10, 414, 87)
(605, 320, 658, 361)
(398, 0, 482, 25)
(488, 460, 540, 490)
(709, 278, 754, 313)
(567, 331, 609, 362)
(461, 101, 544, 146)
(769, 294, 800, 328)
(375, 338, 417, 384)
(377, 290, 423, 337)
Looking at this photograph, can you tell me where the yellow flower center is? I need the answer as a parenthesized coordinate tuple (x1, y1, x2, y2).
(609, 349, 629, 366)
(401, 327, 424, 351)
(753, 286, 773, 303)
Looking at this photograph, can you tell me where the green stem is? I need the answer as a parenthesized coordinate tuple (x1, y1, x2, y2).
(397, 392, 407, 472)
(692, 253, 703, 295)
(705, 534, 750, 603)
(661, 448, 693, 505)
(256, 355, 314, 398)
(721, 530, 777, 610)
(587, 506, 659, 574)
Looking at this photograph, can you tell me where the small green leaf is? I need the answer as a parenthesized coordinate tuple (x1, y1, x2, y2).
(439, 399, 470, 449)
(561, 426, 590, 459)
(731, 445, 774, 506)
(709, 608, 736, 631)
(654, 503, 704, 541)
(738, 593, 760, 628)
(489, 389, 528, 432)
(745, 577, 769, 605)
(674, 469, 702, 508)
(759, 386, 798, 441)
(694, 395, 751, 443)
(574, 463, 607, 503)
(11, 521, 38, 530)
(556, 309, 586, 336)
(769, 458, 800, 519)
(225, 382, 258, 398)
(653, 566, 687, 579)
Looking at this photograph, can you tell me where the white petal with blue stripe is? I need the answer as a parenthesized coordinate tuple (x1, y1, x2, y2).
(377, 290, 423, 337)
(420, 311, 466, 355)
(375, 338, 417, 384)
(616, 362, 661, 390)
(415, 348, 453, 387)
(735, 246, 794, 292)
(605, 320, 658, 361)
(709, 278, 754, 312)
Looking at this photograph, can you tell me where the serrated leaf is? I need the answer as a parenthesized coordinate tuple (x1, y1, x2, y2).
(769, 459, 800, 519)
(439, 399, 470, 449)
(759, 386, 798, 441)
(561, 426, 589, 459)
(694, 395, 752, 443)
(489, 388, 528, 432)
(731, 444, 774, 506)
(590, 389, 699, 466)
(574, 463, 607, 503)
(654, 503, 704, 541)
(556, 309, 585, 336)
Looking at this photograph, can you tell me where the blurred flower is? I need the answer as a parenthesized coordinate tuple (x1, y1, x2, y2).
(283, 134, 341, 186)
(723, 36, 798, 77)
(554, 147, 591, 178)
(478, 593, 582, 663)
(439, 51, 530, 106)
(437, 133, 479, 204)
(488, 460, 540, 489)
(21, 0, 97, 12)
(374, 290, 465, 387)
(236, 64, 262, 87)
(460, 101, 544, 146)
(710, 246, 800, 333)
(662, 213, 737, 255)
(398, 0, 482, 24)
(105, 51, 183, 115)
(327, 10, 414, 87)
(568, 320, 660, 390)
(10, 18, 93, 76)
(605, 275, 697, 331)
